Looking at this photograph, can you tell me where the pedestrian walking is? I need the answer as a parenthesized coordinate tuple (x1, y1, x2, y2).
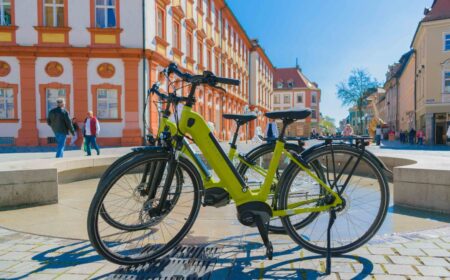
(343, 124, 354, 144)
(375, 125, 382, 146)
(47, 98, 74, 158)
(70, 117, 80, 146)
(83, 111, 101, 156)
(417, 129, 424, 145)
(265, 121, 278, 142)
(409, 128, 416, 145)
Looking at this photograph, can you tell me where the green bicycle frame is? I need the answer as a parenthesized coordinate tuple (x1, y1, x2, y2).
(161, 105, 343, 217)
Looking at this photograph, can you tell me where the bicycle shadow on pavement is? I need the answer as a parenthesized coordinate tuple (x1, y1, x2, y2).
(7, 241, 103, 280)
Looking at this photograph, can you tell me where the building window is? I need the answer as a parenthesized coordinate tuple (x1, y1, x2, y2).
(97, 88, 118, 119)
(287, 80, 294, 88)
(173, 21, 180, 49)
(445, 34, 450, 51)
(95, 0, 116, 28)
(296, 94, 303, 103)
(156, 7, 164, 38)
(197, 41, 203, 66)
(274, 95, 280, 104)
(311, 109, 317, 119)
(0, 88, 14, 119)
(0, 0, 11, 26)
(46, 88, 66, 117)
(186, 31, 193, 57)
(312, 92, 317, 103)
(207, 49, 211, 70)
(43, 0, 64, 27)
(444, 72, 450, 93)
(276, 81, 283, 89)
(283, 95, 290, 104)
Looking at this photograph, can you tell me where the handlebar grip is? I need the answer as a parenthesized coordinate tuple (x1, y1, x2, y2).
(216, 77, 240, 86)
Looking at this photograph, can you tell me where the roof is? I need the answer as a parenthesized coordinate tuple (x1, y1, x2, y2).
(396, 50, 415, 78)
(273, 67, 318, 90)
(423, 0, 450, 22)
(411, 0, 450, 47)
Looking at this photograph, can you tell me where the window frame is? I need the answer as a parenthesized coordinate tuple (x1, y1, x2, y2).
(443, 71, 450, 94)
(283, 94, 290, 104)
(39, 83, 71, 122)
(444, 33, 450, 52)
(91, 83, 122, 122)
(186, 30, 193, 58)
(43, 0, 65, 27)
(0, 0, 12, 26)
(312, 92, 317, 103)
(172, 19, 181, 50)
(156, 6, 165, 39)
(296, 92, 303, 103)
(0, 83, 17, 122)
(197, 40, 203, 67)
(94, 0, 117, 28)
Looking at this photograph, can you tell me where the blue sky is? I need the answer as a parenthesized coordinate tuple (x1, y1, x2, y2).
(227, 0, 432, 123)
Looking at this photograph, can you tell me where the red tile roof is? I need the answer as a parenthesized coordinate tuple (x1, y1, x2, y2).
(423, 0, 450, 22)
(273, 67, 317, 89)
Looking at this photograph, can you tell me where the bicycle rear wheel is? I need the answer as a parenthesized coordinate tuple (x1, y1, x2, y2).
(279, 144, 389, 255)
(87, 152, 202, 265)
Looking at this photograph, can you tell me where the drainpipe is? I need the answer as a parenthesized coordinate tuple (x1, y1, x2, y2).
(142, 0, 147, 144)
(413, 49, 417, 131)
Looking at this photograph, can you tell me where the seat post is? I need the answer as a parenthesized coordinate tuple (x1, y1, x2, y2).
(278, 119, 293, 141)
(230, 123, 241, 149)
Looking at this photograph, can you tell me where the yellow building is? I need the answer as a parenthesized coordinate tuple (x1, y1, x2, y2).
(412, 0, 450, 144)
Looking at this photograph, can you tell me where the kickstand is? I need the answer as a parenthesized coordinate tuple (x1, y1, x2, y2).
(255, 215, 273, 260)
(326, 209, 337, 275)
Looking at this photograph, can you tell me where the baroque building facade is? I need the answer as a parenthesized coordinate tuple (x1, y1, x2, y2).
(0, 0, 274, 146)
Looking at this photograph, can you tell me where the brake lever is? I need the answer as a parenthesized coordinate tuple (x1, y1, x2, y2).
(213, 85, 227, 93)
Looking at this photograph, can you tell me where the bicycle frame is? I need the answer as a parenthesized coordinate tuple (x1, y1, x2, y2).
(166, 105, 343, 217)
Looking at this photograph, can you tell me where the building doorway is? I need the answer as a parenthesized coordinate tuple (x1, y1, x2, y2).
(435, 113, 447, 144)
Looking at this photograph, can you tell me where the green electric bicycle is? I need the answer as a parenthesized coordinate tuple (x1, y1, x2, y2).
(87, 64, 390, 274)
(96, 78, 313, 233)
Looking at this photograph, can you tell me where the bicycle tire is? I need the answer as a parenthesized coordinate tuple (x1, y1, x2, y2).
(87, 152, 202, 265)
(279, 144, 389, 255)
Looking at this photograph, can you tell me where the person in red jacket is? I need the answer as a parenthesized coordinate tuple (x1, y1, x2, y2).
(83, 111, 101, 156)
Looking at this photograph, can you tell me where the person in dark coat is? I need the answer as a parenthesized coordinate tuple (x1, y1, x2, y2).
(47, 98, 74, 158)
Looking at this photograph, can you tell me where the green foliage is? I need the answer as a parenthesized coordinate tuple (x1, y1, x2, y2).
(319, 115, 336, 135)
(336, 68, 379, 134)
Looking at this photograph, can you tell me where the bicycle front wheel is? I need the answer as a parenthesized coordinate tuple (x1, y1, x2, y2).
(87, 152, 202, 265)
(279, 144, 389, 255)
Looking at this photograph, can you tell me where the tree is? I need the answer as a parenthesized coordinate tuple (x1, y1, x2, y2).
(336, 69, 379, 134)
(319, 115, 336, 135)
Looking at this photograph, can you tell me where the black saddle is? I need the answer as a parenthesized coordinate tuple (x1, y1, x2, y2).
(265, 109, 311, 121)
(223, 113, 257, 125)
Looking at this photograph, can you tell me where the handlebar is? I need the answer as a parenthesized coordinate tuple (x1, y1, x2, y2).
(167, 63, 240, 87)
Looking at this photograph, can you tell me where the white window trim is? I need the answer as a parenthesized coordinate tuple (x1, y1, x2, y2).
(443, 32, 450, 52)
(0, 0, 11, 26)
(95, 0, 116, 28)
(97, 89, 119, 119)
(295, 92, 304, 103)
(44, 0, 64, 27)
(0, 88, 13, 119)
(442, 70, 450, 94)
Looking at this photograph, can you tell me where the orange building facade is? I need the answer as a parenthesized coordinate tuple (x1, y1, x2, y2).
(0, 0, 274, 146)
(272, 66, 321, 136)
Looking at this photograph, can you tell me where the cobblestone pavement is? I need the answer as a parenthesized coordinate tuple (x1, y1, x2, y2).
(0, 225, 448, 279)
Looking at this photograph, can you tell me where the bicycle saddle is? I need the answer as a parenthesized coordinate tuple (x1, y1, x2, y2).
(223, 112, 257, 125)
(265, 109, 311, 121)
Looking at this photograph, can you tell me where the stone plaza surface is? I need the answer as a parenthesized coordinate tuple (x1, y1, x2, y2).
(0, 222, 449, 279)
(0, 142, 449, 279)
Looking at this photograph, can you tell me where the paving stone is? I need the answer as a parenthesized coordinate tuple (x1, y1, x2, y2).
(352, 263, 385, 274)
(368, 247, 396, 255)
(422, 248, 450, 257)
(415, 265, 450, 277)
(357, 254, 391, 264)
(0, 260, 16, 271)
(419, 256, 449, 266)
(25, 273, 59, 280)
(396, 248, 427, 256)
(409, 277, 442, 280)
(372, 275, 407, 280)
(404, 242, 440, 249)
(388, 255, 421, 265)
(0, 251, 34, 261)
(66, 262, 105, 275)
(434, 241, 450, 249)
(383, 264, 418, 276)
(55, 274, 89, 280)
